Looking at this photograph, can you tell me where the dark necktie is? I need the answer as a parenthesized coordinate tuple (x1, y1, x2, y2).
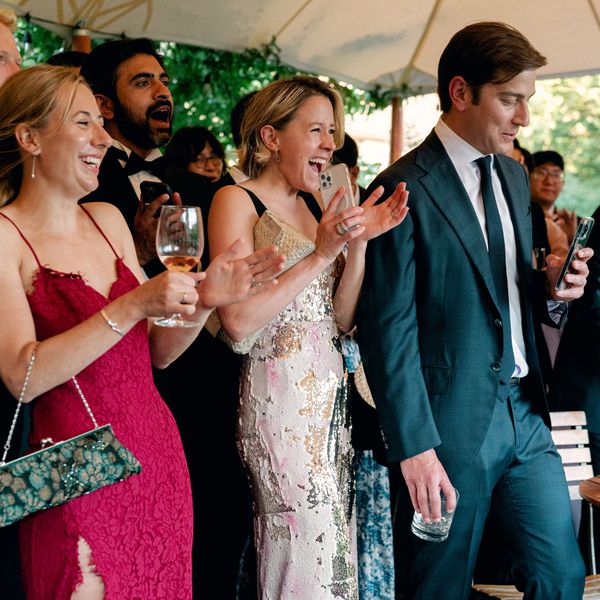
(476, 155, 515, 375)
(108, 147, 163, 176)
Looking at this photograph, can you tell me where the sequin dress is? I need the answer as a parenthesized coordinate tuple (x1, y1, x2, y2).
(236, 189, 357, 599)
(0, 209, 192, 599)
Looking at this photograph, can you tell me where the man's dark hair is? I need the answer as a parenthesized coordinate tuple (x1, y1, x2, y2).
(230, 91, 257, 148)
(80, 38, 163, 100)
(532, 150, 564, 171)
(437, 22, 547, 113)
(46, 50, 88, 68)
(332, 133, 359, 168)
(165, 126, 225, 167)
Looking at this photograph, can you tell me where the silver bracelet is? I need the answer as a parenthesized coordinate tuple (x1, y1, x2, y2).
(99, 309, 125, 338)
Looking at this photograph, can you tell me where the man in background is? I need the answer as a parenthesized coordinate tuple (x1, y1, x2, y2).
(531, 150, 578, 244)
(80, 38, 212, 274)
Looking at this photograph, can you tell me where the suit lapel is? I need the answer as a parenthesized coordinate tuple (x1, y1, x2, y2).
(416, 133, 499, 306)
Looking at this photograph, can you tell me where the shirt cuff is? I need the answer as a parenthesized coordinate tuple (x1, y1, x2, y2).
(547, 299, 568, 325)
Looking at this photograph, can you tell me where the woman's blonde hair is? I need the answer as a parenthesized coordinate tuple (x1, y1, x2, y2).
(0, 65, 84, 205)
(238, 76, 345, 179)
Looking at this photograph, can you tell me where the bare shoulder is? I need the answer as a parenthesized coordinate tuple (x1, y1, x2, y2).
(209, 185, 259, 255)
(211, 184, 256, 214)
(0, 211, 24, 258)
(81, 202, 131, 238)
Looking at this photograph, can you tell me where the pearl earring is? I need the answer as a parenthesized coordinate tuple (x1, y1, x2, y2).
(31, 155, 36, 179)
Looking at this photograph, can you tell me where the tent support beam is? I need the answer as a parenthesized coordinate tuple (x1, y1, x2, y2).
(390, 96, 403, 164)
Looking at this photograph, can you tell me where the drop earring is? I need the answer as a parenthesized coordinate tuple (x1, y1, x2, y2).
(274, 149, 281, 164)
(31, 154, 36, 179)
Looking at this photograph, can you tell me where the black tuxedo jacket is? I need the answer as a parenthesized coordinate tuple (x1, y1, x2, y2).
(356, 130, 551, 475)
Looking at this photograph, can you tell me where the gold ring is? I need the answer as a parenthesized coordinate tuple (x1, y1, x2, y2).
(336, 221, 348, 235)
(180, 292, 189, 305)
(392, 209, 400, 218)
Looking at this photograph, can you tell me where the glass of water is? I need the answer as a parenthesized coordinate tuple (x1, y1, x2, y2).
(411, 488, 459, 542)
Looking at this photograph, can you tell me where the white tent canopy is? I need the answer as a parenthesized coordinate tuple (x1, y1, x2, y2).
(3, 0, 600, 95)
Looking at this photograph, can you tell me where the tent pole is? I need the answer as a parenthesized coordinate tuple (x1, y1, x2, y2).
(71, 22, 91, 53)
(390, 96, 404, 164)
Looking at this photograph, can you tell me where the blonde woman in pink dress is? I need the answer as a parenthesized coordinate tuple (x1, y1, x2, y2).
(209, 76, 408, 599)
(0, 65, 283, 600)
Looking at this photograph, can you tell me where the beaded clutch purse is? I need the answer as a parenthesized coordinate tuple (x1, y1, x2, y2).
(0, 348, 142, 528)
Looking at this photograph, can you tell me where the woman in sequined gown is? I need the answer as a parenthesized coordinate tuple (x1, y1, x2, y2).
(0, 66, 283, 600)
(209, 76, 408, 599)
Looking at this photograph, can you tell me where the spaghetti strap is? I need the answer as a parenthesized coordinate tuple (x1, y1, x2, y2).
(301, 192, 323, 222)
(79, 205, 120, 259)
(237, 186, 267, 217)
(238, 186, 323, 223)
(0, 212, 43, 268)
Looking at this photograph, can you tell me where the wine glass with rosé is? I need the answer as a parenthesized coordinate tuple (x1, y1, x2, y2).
(155, 205, 203, 327)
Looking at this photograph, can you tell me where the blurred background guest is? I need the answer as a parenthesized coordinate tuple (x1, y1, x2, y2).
(165, 125, 226, 183)
(531, 150, 578, 244)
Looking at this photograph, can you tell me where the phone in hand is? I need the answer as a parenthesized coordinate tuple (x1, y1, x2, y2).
(554, 216, 595, 290)
(319, 163, 355, 214)
(140, 180, 173, 217)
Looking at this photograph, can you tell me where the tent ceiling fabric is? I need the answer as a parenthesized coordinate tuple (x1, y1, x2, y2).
(3, 0, 600, 94)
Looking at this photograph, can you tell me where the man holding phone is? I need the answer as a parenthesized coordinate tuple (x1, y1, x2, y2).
(358, 22, 592, 599)
(80, 38, 213, 274)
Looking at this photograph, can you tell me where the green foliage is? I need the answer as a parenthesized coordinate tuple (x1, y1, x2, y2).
(15, 20, 64, 66)
(161, 37, 389, 156)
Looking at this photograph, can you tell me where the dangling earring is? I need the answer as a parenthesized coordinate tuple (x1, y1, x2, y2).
(274, 149, 281, 164)
(31, 154, 36, 179)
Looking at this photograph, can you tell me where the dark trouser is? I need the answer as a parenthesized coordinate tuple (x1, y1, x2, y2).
(153, 329, 253, 599)
(396, 383, 585, 600)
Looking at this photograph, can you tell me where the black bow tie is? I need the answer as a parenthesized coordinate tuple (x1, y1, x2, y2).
(109, 147, 163, 176)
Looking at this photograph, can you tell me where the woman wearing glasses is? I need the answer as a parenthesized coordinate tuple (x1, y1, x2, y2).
(165, 126, 226, 183)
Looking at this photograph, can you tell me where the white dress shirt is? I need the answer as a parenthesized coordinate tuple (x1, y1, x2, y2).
(435, 118, 528, 378)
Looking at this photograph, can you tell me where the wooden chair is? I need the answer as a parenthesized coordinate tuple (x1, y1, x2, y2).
(472, 411, 599, 599)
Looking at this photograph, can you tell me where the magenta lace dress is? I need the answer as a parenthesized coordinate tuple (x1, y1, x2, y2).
(1, 209, 192, 599)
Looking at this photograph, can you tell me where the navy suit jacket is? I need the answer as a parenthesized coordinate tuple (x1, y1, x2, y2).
(356, 130, 550, 476)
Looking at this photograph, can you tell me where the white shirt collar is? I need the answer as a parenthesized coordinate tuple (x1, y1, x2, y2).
(111, 138, 163, 162)
(435, 117, 489, 169)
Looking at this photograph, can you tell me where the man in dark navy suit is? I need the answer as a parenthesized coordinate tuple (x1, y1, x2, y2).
(357, 22, 592, 599)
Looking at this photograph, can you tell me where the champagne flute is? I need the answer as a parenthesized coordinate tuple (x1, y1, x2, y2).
(155, 205, 203, 327)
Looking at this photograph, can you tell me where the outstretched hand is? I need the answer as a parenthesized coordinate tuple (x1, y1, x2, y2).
(197, 239, 285, 309)
(356, 182, 409, 242)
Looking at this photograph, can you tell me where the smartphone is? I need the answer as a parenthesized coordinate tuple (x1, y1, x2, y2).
(319, 163, 355, 213)
(140, 181, 173, 217)
(555, 216, 595, 290)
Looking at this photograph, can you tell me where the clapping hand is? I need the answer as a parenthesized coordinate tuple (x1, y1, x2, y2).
(356, 182, 409, 242)
(197, 239, 285, 310)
